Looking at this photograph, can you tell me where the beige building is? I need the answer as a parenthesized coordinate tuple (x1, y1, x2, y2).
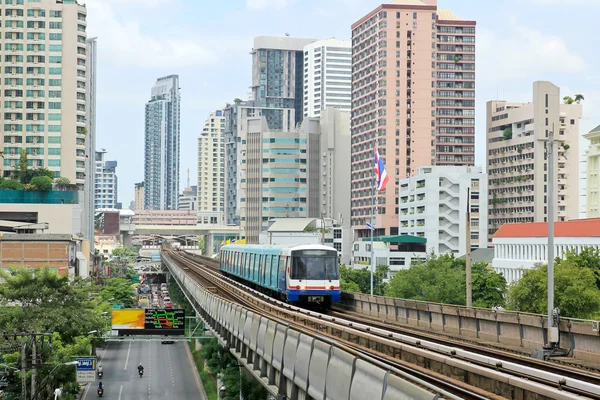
(351, 0, 476, 238)
(584, 124, 600, 218)
(134, 182, 144, 210)
(486, 81, 582, 240)
(0, 0, 88, 183)
(198, 110, 225, 225)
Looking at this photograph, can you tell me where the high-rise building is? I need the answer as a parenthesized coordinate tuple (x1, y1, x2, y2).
(303, 38, 352, 118)
(94, 150, 118, 209)
(134, 182, 145, 211)
(398, 166, 488, 256)
(585, 124, 600, 218)
(486, 81, 582, 240)
(251, 36, 316, 130)
(198, 110, 225, 225)
(178, 185, 198, 212)
(144, 75, 181, 210)
(0, 0, 88, 183)
(351, 0, 476, 237)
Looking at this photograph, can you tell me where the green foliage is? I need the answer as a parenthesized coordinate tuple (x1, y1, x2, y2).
(385, 254, 507, 308)
(55, 176, 71, 185)
(17, 149, 28, 183)
(574, 94, 584, 103)
(0, 178, 23, 190)
(563, 144, 570, 151)
(340, 264, 388, 295)
(29, 175, 53, 192)
(107, 247, 138, 278)
(563, 95, 575, 104)
(508, 248, 600, 319)
(233, 98, 243, 104)
(98, 278, 136, 308)
(502, 128, 513, 140)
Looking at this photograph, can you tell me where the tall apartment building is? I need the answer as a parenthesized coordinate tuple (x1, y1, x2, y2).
(134, 182, 144, 211)
(94, 149, 117, 209)
(351, 0, 476, 237)
(398, 166, 487, 256)
(144, 75, 180, 210)
(486, 81, 582, 239)
(198, 110, 225, 225)
(0, 0, 88, 183)
(303, 38, 352, 118)
(251, 36, 315, 130)
(585, 124, 600, 218)
(224, 100, 297, 226)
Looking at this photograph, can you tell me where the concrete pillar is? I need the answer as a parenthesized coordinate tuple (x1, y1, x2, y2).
(123, 232, 132, 248)
(205, 234, 214, 257)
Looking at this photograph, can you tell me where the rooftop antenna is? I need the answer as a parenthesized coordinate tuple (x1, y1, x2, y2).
(187, 168, 190, 188)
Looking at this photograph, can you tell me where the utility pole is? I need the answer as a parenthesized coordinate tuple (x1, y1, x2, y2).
(465, 187, 472, 307)
(31, 335, 37, 400)
(321, 213, 326, 245)
(545, 126, 557, 347)
(21, 338, 27, 400)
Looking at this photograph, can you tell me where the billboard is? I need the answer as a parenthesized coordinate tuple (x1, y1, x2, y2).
(111, 309, 185, 336)
(145, 309, 185, 330)
(111, 309, 145, 330)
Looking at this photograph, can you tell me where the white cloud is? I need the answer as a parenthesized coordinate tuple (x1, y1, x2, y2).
(246, 0, 295, 10)
(85, 0, 229, 68)
(477, 17, 587, 82)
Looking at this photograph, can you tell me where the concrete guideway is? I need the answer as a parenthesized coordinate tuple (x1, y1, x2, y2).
(163, 251, 600, 399)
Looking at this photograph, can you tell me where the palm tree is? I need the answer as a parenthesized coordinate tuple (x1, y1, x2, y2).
(574, 94, 585, 104)
(563, 96, 575, 104)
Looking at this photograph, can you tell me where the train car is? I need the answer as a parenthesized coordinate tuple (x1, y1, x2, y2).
(220, 244, 340, 308)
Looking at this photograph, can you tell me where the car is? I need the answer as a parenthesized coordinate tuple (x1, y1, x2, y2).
(163, 297, 173, 308)
(160, 283, 168, 290)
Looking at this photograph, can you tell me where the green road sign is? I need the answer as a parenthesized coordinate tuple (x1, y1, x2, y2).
(112, 303, 123, 309)
(132, 276, 140, 283)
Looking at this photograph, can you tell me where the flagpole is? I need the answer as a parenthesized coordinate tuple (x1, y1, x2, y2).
(370, 147, 375, 296)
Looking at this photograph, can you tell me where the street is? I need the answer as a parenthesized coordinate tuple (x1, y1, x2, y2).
(83, 341, 204, 400)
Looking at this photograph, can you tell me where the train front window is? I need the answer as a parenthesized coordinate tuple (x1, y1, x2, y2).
(291, 250, 339, 281)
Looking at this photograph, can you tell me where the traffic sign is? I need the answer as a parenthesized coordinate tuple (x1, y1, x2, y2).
(76, 357, 96, 383)
(112, 303, 124, 309)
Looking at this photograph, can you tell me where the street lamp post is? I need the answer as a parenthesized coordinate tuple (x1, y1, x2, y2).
(31, 361, 79, 400)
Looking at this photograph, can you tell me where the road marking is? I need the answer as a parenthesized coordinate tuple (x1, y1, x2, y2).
(82, 341, 110, 399)
(118, 385, 123, 400)
(184, 341, 204, 397)
(124, 342, 132, 370)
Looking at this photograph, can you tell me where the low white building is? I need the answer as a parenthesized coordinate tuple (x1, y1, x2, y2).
(399, 166, 488, 256)
(258, 218, 352, 264)
(351, 235, 428, 278)
(492, 219, 600, 284)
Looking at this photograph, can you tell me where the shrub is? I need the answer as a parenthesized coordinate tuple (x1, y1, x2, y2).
(0, 179, 24, 190)
(30, 175, 53, 192)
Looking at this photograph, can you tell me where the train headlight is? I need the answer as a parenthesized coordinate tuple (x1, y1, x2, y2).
(300, 285, 306, 291)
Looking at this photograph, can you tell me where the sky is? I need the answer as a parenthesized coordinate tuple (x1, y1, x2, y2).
(84, 0, 600, 207)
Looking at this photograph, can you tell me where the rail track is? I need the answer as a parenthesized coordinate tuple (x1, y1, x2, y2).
(167, 250, 600, 399)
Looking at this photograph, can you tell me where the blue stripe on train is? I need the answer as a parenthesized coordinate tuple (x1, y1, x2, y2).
(286, 289, 341, 302)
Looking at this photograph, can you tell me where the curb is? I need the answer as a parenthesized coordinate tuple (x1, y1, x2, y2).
(185, 341, 209, 400)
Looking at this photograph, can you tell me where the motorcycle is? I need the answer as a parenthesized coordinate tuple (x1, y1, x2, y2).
(138, 369, 144, 378)
(97, 388, 104, 397)
(98, 371, 103, 378)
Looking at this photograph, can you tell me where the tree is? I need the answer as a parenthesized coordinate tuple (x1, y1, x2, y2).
(574, 94, 585, 104)
(340, 264, 388, 295)
(98, 278, 136, 308)
(108, 247, 138, 278)
(17, 149, 29, 183)
(30, 175, 53, 192)
(563, 95, 575, 104)
(555, 247, 600, 290)
(502, 128, 512, 140)
(385, 254, 507, 308)
(233, 98, 243, 104)
(507, 261, 600, 319)
(0, 179, 23, 190)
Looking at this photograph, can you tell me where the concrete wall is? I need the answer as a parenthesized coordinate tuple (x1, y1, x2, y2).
(341, 292, 600, 363)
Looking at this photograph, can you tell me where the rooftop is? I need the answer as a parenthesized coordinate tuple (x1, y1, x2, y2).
(458, 248, 494, 264)
(493, 219, 600, 238)
(437, 9, 462, 21)
(584, 124, 600, 139)
(362, 235, 427, 243)
(390, 0, 427, 5)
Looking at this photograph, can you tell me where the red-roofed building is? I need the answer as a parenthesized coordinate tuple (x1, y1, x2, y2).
(491, 219, 600, 283)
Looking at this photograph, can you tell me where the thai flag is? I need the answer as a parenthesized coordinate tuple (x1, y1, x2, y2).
(374, 146, 389, 191)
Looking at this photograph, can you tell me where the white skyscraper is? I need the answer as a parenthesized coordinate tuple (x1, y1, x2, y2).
(144, 75, 181, 210)
(94, 150, 118, 210)
(197, 110, 225, 225)
(303, 38, 352, 118)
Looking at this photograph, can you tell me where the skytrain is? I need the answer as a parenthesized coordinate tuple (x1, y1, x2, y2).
(220, 244, 341, 308)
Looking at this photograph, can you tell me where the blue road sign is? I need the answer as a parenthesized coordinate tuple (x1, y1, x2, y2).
(76, 358, 96, 371)
(151, 254, 160, 261)
(366, 223, 375, 230)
